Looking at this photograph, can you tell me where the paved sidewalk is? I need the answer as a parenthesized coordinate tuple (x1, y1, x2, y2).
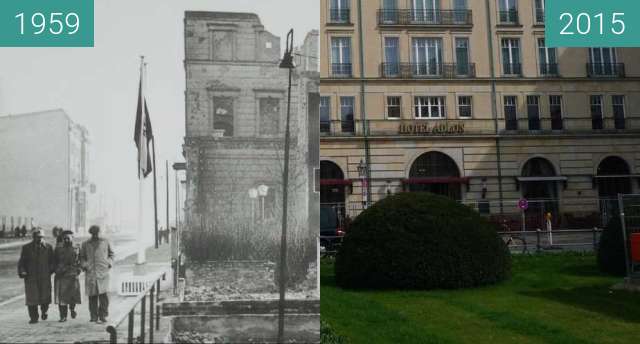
(0, 244, 171, 344)
(0, 239, 30, 250)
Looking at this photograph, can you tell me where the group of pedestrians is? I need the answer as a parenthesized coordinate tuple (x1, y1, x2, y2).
(0, 224, 29, 238)
(17, 225, 114, 324)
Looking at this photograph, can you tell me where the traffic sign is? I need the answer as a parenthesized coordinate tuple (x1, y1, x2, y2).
(518, 198, 529, 210)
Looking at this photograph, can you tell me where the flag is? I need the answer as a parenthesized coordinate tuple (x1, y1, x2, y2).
(134, 69, 153, 178)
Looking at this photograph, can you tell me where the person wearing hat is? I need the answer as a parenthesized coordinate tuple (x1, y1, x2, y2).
(79, 225, 114, 323)
(54, 230, 82, 322)
(17, 228, 55, 324)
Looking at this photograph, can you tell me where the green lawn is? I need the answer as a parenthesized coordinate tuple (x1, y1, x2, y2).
(321, 253, 640, 344)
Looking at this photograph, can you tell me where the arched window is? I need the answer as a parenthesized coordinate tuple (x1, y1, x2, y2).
(520, 157, 559, 225)
(320, 161, 347, 235)
(597, 156, 632, 198)
(408, 151, 462, 200)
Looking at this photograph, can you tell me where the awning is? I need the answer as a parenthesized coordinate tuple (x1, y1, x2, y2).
(593, 175, 640, 179)
(516, 176, 568, 182)
(320, 179, 353, 186)
(402, 177, 471, 185)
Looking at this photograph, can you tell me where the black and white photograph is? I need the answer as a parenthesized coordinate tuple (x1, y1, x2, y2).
(0, 0, 319, 343)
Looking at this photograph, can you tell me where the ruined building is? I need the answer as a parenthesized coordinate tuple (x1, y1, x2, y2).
(182, 11, 319, 234)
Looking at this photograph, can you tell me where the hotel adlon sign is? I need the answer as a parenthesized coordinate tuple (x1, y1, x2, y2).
(398, 121, 465, 135)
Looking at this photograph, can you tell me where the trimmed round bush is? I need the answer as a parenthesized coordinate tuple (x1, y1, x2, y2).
(335, 192, 511, 290)
(597, 216, 627, 276)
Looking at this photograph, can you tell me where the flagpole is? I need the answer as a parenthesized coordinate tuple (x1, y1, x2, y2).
(152, 137, 159, 249)
(136, 56, 146, 267)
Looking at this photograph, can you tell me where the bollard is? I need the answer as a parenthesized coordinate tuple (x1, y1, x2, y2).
(127, 309, 134, 343)
(150, 287, 155, 344)
(140, 296, 146, 344)
(536, 228, 541, 253)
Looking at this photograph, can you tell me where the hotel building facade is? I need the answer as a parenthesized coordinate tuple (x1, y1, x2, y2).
(320, 0, 640, 229)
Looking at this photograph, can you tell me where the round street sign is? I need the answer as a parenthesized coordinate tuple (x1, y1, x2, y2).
(518, 198, 529, 210)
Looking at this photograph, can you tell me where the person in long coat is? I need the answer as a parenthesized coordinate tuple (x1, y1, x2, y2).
(54, 230, 82, 322)
(17, 229, 54, 324)
(79, 225, 114, 323)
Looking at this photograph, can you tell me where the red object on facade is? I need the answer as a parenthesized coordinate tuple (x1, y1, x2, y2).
(631, 233, 640, 263)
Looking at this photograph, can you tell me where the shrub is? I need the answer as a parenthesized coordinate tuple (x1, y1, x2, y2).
(320, 320, 346, 344)
(181, 222, 316, 288)
(334, 192, 511, 290)
(597, 216, 627, 276)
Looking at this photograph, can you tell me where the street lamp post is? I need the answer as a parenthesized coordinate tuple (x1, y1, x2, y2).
(248, 188, 258, 230)
(277, 28, 295, 344)
(357, 159, 368, 209)
(257, 184, 269, 224)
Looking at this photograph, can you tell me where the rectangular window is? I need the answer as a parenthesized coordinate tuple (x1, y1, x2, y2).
(455, 37, 470, 76)
(588, 48, 619, 76)
(211, 96, 234, 137)
(340, 96, 355, 133)
(381, 0, 398, 23)
(412, 38, 442, 76)
(331, 37, 352, 76)
(458, 96, 472, 118)
(590, 95, 604, 130)
(330, 0, 350, 23)
(504, 96, 518, 130)
(498, 0, 518, 24)
(414, 96, 446, 118)
(538, 38, 557, 76)
(612, 95, 625, 130)
(549, 95, 563, 130)
(534, 0, 545, 24)
(320, 96, 331, 133)
(259, 98, 281, 136)
(501, 38, 521, 75)
(387, 96, 401, 119)
(412, 0, 440, 24)
(453, 0, 468, 23)
(383, 37, 400, 76)
(526, 95, 541, 130)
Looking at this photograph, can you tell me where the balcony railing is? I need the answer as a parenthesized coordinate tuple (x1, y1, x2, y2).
(540, 63, 559, 76)
(503, 63, 522, 76)
(501, 116, 636, 133)
(380, 63, 476, 78)
(377, 9, 473, 26)
(535, 9, 545, 24)
(330, 63, 352, 78)
(329, 9, 350, 24)
(499, 10, 519, 25)
(587, 63, 625, 77)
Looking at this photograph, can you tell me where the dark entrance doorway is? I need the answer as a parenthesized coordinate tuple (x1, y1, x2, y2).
(521, 157, 559, 228)
(408, 151, 462, 200)
(320, 161, 347, 238)
(597, 156, 633, 225)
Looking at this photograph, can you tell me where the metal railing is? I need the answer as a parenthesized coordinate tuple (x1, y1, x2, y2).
(535, 9, 545, 24)
(106, 271, 167, 344)
(587, 63, 625, 77)
(503, 63, 522, 76)
(329, 9, 350, 24)
(498, 228, 603, 253)
(377, 9, 473, 26)
(499, 10, 519, 25)
(330, 63, 352, 78)
(540, 63, 559, 76)
(500, 116, 637, 133)
(380, 63, 476, 78)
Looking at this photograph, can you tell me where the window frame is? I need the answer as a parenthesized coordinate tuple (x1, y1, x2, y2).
(549, 94, 563, 130)
(457, 95, 473, 119)
(503, 95, 519, 130)
(414, 96, 446, 119)
(386, 95, 402, 120)
(501, 38, 521, 76)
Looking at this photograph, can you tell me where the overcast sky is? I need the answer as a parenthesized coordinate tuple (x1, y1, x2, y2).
(0, 0, 318, 232)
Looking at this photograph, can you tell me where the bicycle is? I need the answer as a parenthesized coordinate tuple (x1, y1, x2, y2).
(503, 233, 529, 254)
